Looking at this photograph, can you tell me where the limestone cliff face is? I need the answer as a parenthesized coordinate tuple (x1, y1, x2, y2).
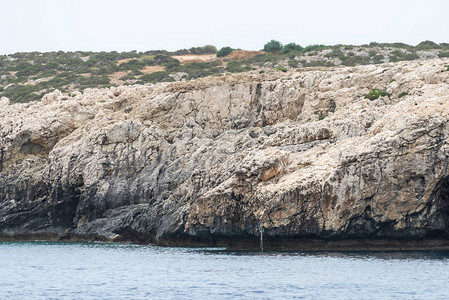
(1, 59, 449, 248)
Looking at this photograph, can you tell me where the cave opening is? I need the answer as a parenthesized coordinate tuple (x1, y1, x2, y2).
(425, 176, 449, 238)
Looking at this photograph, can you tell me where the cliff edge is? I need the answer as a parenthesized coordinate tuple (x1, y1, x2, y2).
(2, 59, 449, 249)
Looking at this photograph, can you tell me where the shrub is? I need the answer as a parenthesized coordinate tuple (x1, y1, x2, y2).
(202, 45, 218, 54)
(246, 53, 282, 65)
(129, 70, 144, 76)
(303, 44, 327, 53)
(226, 61, 252, 73)
(2, 84, 42, 103)
(398, 91, 408, 98)
(301, 60, 333, 67)
(188, 45, 217, 55)
(152, 54, 178, 65)
(80, 75, 110, 85)
(165, 60, 181, 70)
(364, 89, 390, 100)
(389, 50, 419, 62)
(325, 49, 345, 60)
(373, 55, 384, 64)
(438, 52, 449, 58)
(119, 74, 134, 81)
(341, 55, 370, 66)
(416, 40, 439, 50)
(277, 67, 287, 72)
(264, 40, 283, 52)
(119, 59, 143, 71)
(217, 47, 234, 57)
(140, 71, 173, 83)
(259, 70, 265, 74)
(282, 43, 303, 54)
(172, 48, 190, 55)
(288, 59, 299, 68)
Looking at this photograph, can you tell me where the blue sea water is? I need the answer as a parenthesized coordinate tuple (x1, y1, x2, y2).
(0, 242, 448, 299)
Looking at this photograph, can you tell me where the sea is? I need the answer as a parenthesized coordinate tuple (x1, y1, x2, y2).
(0, 242, 448, 299)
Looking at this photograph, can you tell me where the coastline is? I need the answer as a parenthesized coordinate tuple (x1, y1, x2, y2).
(2, 233, 449, 251)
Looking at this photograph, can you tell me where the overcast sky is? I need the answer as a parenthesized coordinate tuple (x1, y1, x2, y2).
(1, 0, 448, 54)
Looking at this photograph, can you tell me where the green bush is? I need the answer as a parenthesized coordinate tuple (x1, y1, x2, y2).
(165, 60, 181, 70)
(246, 53, 281, 65)
(398, 91, 408, 98)
(152, 54, 178, 65)
(373, 55, 384, 64)
(303, 44, 327, 53)
(217, 47, 234, 57)
(301, 60, 334, 67)
(118, 59, 143, 71)
(416, 40, 439, 50)
(438, 52, 449, 58)
(325, 49, 346, 61)
(325, 49, 343, 57)
(226, 61, 252, 73)
(282, 43, 303, 54)
(389, 50, 419, 62)
(364, 89, 390, 100)
(264, 40, 283, 52)
(119, 74, 134, 81)
(188, 45, 217, 55)
(1, 84, 42, 103)
(277, 67, 287, 72)
(341, 55, 370, 66)
(288, 59, 299, 68)
(140, 71, 173, 83)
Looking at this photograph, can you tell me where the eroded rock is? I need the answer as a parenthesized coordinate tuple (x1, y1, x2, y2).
(1, 58, 449, 248)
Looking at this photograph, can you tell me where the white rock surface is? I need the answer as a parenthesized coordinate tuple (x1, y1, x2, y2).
(41, 89, 63, 105)
(1, 58, 449, 248)
(0, 97, 9, 106)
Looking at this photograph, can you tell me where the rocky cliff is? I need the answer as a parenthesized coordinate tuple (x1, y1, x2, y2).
(1, 59, 449, 249)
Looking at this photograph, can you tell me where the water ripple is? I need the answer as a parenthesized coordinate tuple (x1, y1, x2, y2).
(1, 242, 449, 299)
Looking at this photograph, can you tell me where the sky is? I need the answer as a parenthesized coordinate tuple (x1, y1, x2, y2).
(1, 0, 448, 55)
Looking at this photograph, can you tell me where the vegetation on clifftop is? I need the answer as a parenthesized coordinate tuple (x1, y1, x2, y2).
(1, 40, 449, 103)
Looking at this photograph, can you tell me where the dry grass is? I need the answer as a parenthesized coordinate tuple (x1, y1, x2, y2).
(172, 54, 217, 64)
(226, 50, 263, 60)
(140, 65, 165, 74)
(109, 71, 130, 84)
(116, 58, 134, 65)
(26, 76, 54, 86)
(78, 73, 92, 78)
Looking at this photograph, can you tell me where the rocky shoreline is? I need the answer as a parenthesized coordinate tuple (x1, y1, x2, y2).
(1, 59, 449, 250)
(2, 233, 449, 251)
